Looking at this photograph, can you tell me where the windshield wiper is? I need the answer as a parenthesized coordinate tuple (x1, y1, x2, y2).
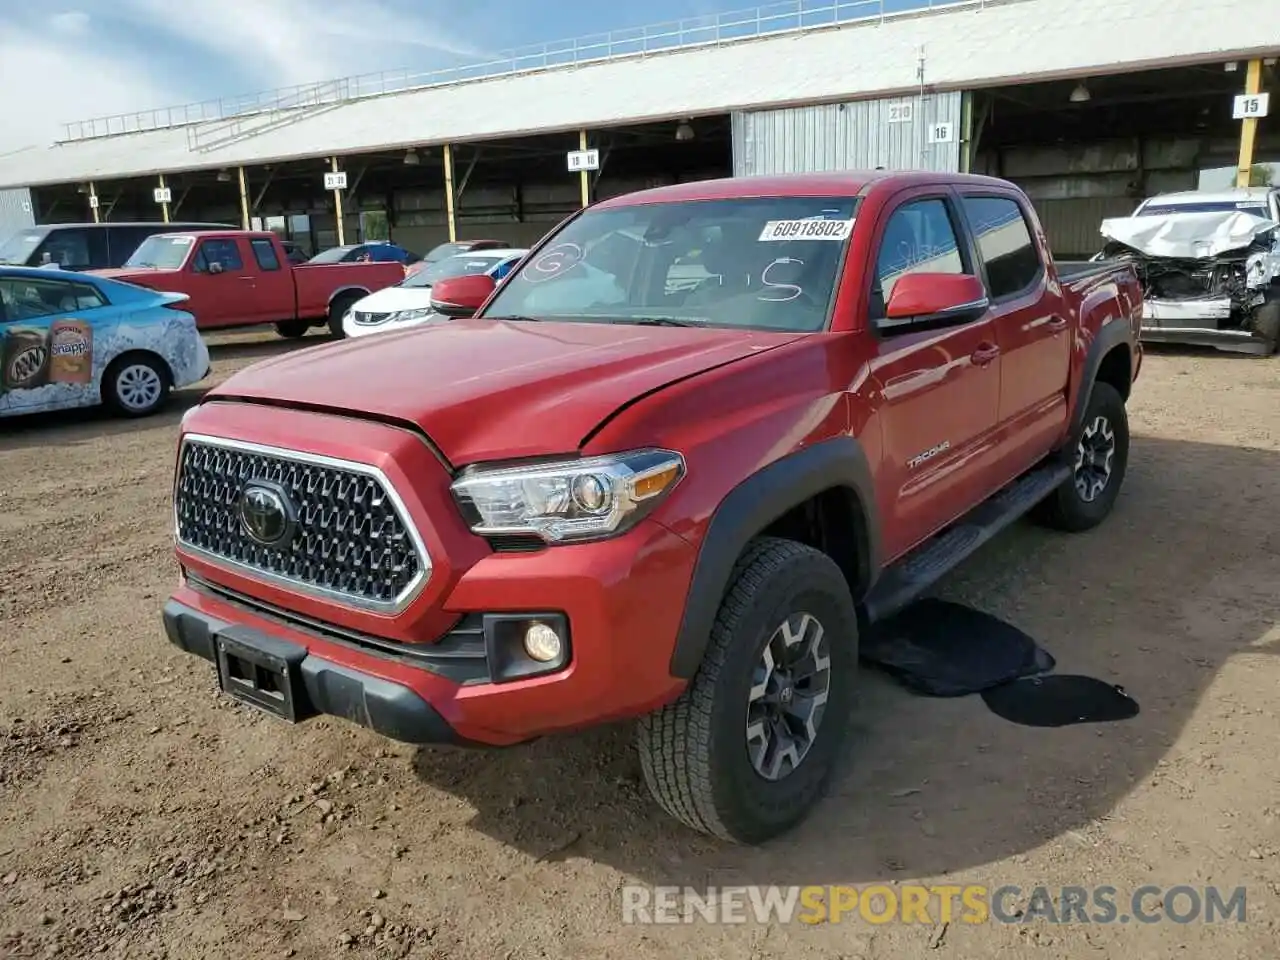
(486, 315, 542, 322)
(628, 315, 707, 327)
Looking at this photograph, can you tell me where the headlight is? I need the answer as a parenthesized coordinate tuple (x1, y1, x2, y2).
(385, 308, 435, 324)
(451, 449, 685, 543)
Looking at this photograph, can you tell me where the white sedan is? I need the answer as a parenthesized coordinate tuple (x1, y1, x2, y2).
(341, 247, 527, 338)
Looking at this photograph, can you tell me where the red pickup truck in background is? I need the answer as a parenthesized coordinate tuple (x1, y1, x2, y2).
(162, 172, 1142, 845)
(94, 230, 404, 339)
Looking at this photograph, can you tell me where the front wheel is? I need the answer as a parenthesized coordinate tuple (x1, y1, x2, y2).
(327, 293, 362, 339)
(1034, 381, 1129, 532)
(1249, 299, 1280, 355)
(102, 353, 171, 418)
(275, 319, 310, 339)
(636, 537, 858, 844)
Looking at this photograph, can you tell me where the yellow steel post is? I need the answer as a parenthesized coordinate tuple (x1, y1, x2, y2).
(331, 157, 346, 246)
(88, 182, 100, 223)
(443, 144, 458, 243)
(158, 173, 170, 223)
(1236, 59, 1265, 188)
(237, 167, 251, 230)
(579, 130, 590, 207)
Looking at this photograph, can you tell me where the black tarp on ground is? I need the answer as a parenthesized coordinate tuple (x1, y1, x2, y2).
(860, 598, 1139, 727)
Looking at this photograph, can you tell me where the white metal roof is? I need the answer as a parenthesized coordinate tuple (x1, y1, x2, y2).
(0, 0, 1277, 189)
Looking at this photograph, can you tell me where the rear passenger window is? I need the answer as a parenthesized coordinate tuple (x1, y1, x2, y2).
(873, 198, 965, 309)
(962, 196, 1043, 300)
(251, 239, 281, 271)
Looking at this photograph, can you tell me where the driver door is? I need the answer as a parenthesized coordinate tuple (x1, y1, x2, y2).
(866, 190, 1003, 560)
(187, 238, 254, 328)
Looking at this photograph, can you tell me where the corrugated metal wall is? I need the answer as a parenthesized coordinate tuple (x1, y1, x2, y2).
(0, 187, 35, 239)
(1032, 197, 1136, 259)
(732, 92, 964, 176)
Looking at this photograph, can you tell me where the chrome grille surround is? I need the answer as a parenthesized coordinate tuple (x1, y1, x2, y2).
(174, 434, 431, 613)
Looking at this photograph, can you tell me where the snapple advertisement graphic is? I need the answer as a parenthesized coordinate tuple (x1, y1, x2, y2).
(0, 320, 94, 397)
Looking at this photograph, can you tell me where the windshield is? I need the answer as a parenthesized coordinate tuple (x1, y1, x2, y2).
(124, 234, 195, 268)
(423, 242, 473, 263)
(0, 228, 47, 265)
(1139, 201, 1271, 218)
(479, 196, 858, 332)
(404, 255, 503, 288)
(308, 245, 358, 263)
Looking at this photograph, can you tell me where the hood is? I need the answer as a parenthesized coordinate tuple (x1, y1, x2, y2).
(351, 285, 437, 313)
(210, 318, 804, 464)
(1100, 210, 1279, 259)
(91, 267, 177, 285)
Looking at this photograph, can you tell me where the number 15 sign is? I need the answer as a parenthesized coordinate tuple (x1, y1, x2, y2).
(1233, 93, 1270, 120)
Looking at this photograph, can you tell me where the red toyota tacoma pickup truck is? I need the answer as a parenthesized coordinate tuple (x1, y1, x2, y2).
(94, 230, 403, 338)
(162, 172, 1142, 844)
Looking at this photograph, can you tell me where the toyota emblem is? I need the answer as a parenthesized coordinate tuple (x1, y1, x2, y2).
(238, 480, 296, 547)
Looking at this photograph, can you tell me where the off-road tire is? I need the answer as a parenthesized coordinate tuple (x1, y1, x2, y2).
(275, 319, 311, 339)
(327, 292, 363, 339)
(102, 351, 171, 418)
(636, 537, 858, 844)
(1034, 381, 1129, 532)
(1249, 299, 1280, 355)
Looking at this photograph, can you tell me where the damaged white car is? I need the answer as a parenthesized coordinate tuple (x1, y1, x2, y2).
(1095, 187, 1280, 354)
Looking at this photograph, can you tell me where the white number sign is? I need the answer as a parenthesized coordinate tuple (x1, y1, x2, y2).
(324, 171, 348, 191)
(1233, 93, 1270, 120)
(153, 186, 171, 205)
(887, 102, 914, 124)
(927, 122, 955, 144)
(87, 195, 99, 209)
(567, 149, 600, 172)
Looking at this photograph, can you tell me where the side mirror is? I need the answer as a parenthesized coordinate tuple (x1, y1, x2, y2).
(882, 273, 988, 330)
(207, 261, 224, 275)
(430, 274, 496, 319)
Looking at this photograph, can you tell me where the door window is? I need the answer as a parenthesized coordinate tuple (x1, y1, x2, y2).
(250, 238, 281, 271)
(194, 238, 244, 273)
(961, 196, 1043, 300)
(872, 199, 965, 317)
(0, 277, 105, 321)
(34, 229, 96, 269)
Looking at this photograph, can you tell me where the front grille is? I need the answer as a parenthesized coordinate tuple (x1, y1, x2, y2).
(175, 436, 428, 610)
(352, 311, 391, 325)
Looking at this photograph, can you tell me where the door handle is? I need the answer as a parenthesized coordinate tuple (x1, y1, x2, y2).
(1047, 315, 1068, 331)
(970, 342, 1000, 366)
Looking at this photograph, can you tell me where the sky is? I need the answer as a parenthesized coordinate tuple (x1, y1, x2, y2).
(0, 0, 763, 153)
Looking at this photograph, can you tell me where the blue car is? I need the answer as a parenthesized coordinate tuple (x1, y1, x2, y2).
(306, 242, 421, 266)
(0, 266, 211, 419)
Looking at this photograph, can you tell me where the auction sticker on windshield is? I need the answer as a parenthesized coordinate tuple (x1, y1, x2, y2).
(758, 219, 854, 242)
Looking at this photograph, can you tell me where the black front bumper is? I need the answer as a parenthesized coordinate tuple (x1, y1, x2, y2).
(163, 599, 462, 745)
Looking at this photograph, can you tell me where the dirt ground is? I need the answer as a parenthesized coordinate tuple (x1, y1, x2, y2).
(1, 330, 1278, 960)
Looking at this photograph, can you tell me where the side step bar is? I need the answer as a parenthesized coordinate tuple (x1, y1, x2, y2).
(861, 461, 1071, 624)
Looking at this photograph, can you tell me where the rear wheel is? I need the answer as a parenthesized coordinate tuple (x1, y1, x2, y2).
(1034, 381, 1129, 532)
(102, 352, 171, 418)
(636, 537, 858, 844)
(275, 319, 310, 339)
(327, 293, 363, 339)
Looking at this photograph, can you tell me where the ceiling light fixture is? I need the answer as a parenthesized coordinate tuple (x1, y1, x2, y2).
(1069, 81, 1091, 103)
(675, 119, 695, 142)
(404, 148, 421, 166)
(216, 169, 231, 182)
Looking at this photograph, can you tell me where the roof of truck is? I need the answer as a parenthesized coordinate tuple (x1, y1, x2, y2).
(595, 171, 1021, 207)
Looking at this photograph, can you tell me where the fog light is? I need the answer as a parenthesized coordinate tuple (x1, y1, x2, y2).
(523, 622, 562, 662)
